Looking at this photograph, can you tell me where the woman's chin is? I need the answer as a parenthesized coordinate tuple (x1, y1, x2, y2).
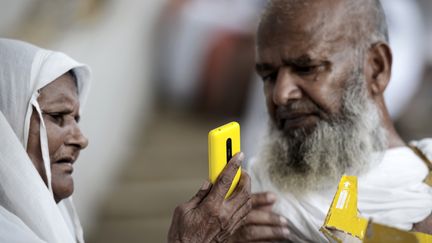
(52, 175, 74, 203)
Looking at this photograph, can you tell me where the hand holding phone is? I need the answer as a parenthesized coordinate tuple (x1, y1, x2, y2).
(168, 152, 252, 243)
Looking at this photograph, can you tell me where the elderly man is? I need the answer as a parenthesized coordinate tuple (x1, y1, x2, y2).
(229, 0, 432, 242)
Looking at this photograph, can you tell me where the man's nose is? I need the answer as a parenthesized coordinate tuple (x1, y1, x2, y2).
(66, 124, 89, 150)
(273, 68, 302, 106)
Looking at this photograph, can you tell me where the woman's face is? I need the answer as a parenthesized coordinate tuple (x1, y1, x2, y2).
(27, 72, 88, 203)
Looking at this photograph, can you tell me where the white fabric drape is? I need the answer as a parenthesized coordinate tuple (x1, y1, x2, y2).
(248, 140, 432, 242)
(0, 38, 90, 242)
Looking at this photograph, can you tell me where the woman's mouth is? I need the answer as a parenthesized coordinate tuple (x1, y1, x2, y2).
(54, 157, 75, 173)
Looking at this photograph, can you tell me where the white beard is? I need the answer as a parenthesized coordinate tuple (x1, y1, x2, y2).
(258, 71, 387, 194)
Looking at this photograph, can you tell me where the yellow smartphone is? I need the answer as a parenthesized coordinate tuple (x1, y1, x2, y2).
(208, 121, 241, 199)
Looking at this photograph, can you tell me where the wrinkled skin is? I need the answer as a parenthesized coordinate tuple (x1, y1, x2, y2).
(257, 2, 354, 136)
(228, 192, 291, 242)
(168, 153, 252, 243)
(27, 72, 88, 203)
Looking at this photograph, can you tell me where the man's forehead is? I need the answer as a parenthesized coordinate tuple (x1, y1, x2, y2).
(260, 1, 335, 26)
(256, 37, 335, 67)
(256, 2, 353, 65)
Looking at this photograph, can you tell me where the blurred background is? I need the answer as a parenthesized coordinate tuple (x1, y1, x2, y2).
(0, 0, 431, 242)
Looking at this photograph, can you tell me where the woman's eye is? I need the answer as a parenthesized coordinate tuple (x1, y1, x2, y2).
(48, 113, 64, 125)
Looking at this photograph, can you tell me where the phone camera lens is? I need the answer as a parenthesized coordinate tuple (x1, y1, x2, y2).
(226, 138, 232, 161)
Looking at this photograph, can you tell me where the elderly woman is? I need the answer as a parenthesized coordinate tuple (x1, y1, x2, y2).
(0, 38, 251, 242)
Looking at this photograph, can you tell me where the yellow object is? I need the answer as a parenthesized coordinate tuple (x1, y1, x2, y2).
(363, 221, 429, 243)
(208, 122, 241, 198)
(322, 176, 368, 241)
(321, 175, 432, 243)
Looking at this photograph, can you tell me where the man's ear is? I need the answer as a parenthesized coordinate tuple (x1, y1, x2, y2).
(364, 42, 392, 96)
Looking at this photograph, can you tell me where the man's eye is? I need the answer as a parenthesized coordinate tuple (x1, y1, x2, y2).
(294, 64, 327, 76)
(262, 72, 278, 83)
(294, 66, 318, 75)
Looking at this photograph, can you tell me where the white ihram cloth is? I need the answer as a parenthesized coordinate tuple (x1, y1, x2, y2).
(0, 38, 90, 242)
(248, 140, 432, 242)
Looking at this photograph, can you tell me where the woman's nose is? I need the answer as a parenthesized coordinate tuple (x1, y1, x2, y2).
(66, 124, 89, 150)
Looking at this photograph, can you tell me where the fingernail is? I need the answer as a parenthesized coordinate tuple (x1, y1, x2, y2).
(237, 152, 244, 161)
(266, 192, 277, 202)
(280, 216, 288, 225)
(282, 228, 290, 236)
(201, 180, 211, 190)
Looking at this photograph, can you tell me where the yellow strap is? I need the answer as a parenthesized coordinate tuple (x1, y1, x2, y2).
(409, 145, 432, 186)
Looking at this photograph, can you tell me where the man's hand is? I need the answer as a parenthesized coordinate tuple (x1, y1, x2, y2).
(228, 192, 291, 242)
(168, 153, 252, 243)
(413, 213, 432, 234)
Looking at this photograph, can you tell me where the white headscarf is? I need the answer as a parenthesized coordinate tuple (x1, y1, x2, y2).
(0, 38, 90, 242)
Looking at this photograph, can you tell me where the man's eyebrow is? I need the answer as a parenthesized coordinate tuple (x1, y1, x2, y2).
(255, 63, 275, 73)
(256, 55, 323, 74)
(282, 55, 313, 66)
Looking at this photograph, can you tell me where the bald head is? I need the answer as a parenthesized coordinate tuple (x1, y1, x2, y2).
(258, 0, 388, 50)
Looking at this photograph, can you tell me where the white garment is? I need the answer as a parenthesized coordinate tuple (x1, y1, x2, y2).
(0, 38, 91, 242)
(248, 140, 432, 242)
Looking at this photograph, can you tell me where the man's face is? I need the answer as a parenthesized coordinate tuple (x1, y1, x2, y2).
(255, 3, 387, 192)
(256, 9, 357, 137)
(27, 73, 88, 203)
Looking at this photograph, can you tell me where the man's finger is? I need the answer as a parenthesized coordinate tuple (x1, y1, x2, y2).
(186, 180, 212, 206)
(227, 170, 251, 206)
(206, 152, 244, 203)
(251, 192, 277, 208)
(239, 225, 291, 241)
(228, 196, 252, 230)
(244, 209, 288, 226)
(228, 214, 248, 238)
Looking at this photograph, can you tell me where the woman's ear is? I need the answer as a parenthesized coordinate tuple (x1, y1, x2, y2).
(364, 42, 392, 96)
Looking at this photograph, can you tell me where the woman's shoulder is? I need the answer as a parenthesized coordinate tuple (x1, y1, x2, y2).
(0, 206, 46, 243)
